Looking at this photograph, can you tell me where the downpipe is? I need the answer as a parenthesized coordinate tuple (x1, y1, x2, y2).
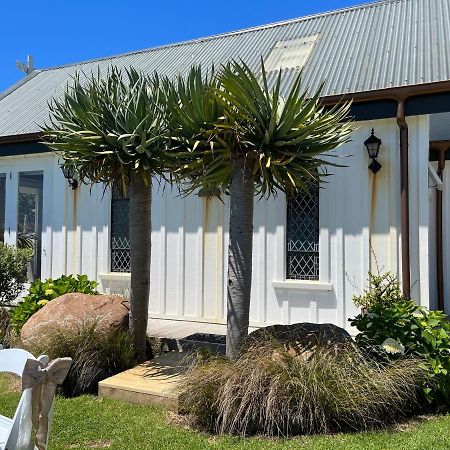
(396, 99, 411, 299)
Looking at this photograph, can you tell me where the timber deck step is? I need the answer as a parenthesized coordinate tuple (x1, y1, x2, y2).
(98, 352, 188, 410)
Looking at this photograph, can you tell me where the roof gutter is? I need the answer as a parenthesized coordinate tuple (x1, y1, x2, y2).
(323, 80, 450, 299)
(0, 132, 41, 145)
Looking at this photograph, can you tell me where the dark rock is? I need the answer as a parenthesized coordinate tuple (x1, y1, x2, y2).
(244, 322, 353, 358)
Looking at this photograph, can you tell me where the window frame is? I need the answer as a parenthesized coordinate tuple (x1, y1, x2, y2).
(285, 186, 320, 281)
(110, 189, 131, 273)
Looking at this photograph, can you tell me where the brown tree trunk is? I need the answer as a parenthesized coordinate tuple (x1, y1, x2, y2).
(129, 175, 152, 362)
(226, 157, 254, 360)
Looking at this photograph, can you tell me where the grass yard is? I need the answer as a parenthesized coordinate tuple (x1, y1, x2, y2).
(1, 375, 450, 450)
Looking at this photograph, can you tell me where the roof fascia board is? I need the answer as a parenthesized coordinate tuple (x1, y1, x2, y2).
(322, 80, 450, 105)
(4, 79, 450, 144)
(0, 132, 42, 145)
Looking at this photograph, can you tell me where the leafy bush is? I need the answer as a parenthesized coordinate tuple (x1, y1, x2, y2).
(24, 319, 137, 397)
(350, 272, 450, 404)
(180, 342, 426, 436)
(11, 274, 98, 332)
(352, 272, 406, 310)
(0, 243, 32, 306)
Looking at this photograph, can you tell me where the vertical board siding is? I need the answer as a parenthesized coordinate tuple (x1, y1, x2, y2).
(0, 114, 432, 331)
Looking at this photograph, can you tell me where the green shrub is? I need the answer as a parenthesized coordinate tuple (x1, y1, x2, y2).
(11, 274, 98, 332)
(0, 243, 32, 306)
(180, 342, 426, 436)
(352, 272, 406, 310)
(24, 319, 137, 397)
(350, 272, 450, 404)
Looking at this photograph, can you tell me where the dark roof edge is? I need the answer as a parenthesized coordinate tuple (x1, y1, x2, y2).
(0, 132, 42, 145)
(3, 78, 450, 145)
(322, 80, 450, 104)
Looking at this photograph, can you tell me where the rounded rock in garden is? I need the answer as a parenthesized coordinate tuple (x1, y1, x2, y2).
(244, 322, 353, 359)
(20, 293, 129, 346)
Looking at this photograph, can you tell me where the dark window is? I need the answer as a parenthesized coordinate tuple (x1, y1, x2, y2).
(286, 187, 319, 280)
(18, 172, 43, 281)
(111, 189, 130, 273)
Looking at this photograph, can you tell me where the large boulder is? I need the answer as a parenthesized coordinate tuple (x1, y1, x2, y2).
(245, 322, 353, 359)
(21, 293, 129, 346)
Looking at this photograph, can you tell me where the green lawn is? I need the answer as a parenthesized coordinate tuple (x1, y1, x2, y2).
(1, 375, 449, 450)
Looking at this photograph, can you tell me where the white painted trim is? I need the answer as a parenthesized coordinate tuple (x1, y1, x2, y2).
(428, 162, 443, 191)
(98, 272, 131, 281)
(272, 280, 333, 291)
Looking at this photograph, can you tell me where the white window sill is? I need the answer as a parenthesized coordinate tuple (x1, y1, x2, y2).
(272, 280, 333, 292)
(98, 272, 131, 281)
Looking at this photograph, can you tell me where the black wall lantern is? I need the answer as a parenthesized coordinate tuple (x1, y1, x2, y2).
(60, 163, 79, 190)
(364, 129, 382, 174)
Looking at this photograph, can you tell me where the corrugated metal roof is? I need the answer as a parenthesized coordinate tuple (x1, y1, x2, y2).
(1, 0, 450, 137)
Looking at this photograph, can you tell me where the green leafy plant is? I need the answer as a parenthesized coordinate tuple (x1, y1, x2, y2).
(350, 273, 450, 404)
(11, 274, 98, 332)
(0, 243, 32, 306)
(180, 341, 426, 436)
(24, 319, 137, 396)
(352, 272, 406, 310)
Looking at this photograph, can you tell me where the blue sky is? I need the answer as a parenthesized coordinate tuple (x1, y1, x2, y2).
(1, 0, 365, 92)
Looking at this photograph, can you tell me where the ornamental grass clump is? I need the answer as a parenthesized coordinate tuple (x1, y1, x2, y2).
(23, 319, 137, 397)
(179, 341, 427, 437)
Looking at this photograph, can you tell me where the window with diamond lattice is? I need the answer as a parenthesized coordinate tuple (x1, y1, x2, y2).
(286, 187, 319, 280)
(111, 189, 130, 273)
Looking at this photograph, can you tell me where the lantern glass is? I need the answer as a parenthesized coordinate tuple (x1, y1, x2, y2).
(61, 165, 74, 180)
(364, 129, 382, 159)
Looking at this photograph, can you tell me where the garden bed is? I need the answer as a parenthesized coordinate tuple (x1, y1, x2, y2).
(0, 374, 449, 450)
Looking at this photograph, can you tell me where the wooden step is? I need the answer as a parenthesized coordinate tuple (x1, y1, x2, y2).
(98, 352, 187, 410)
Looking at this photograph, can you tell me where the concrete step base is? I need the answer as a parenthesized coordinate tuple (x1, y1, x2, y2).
(147, 317, 254, 355)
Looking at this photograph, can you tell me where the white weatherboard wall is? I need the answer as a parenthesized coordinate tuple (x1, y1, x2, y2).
(146, 115, 431, 330)
(0, 114, 431, 331)
(0, 153, 111, 284)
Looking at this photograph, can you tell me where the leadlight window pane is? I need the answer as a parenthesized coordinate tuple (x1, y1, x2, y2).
(111, 189, 130, 273)
(286, 187, 319, 280)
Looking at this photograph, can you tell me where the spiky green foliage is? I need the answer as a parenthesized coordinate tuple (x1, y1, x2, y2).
(167, 61, 353, 197)
(42, 67, 172, 190)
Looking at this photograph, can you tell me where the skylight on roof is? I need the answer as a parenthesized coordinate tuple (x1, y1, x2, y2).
(264, 35, 319, 72)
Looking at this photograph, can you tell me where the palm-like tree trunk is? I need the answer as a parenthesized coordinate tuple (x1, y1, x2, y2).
(129, 175, 152, 361)
(226, 157, 254, 360)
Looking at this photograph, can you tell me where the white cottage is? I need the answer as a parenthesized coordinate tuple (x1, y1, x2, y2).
(1, 0, 450, 335)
